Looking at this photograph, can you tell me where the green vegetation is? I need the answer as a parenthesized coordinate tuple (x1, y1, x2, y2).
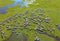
(0, 0, 60, 41)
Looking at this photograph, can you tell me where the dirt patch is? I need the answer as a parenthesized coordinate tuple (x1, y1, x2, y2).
(4, 33, 28, 41)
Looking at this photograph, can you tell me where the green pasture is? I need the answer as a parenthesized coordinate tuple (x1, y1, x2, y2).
(0, 0, 60, 41)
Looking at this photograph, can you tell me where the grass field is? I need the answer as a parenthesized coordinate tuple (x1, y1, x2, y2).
(0, 0, 60, 41)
